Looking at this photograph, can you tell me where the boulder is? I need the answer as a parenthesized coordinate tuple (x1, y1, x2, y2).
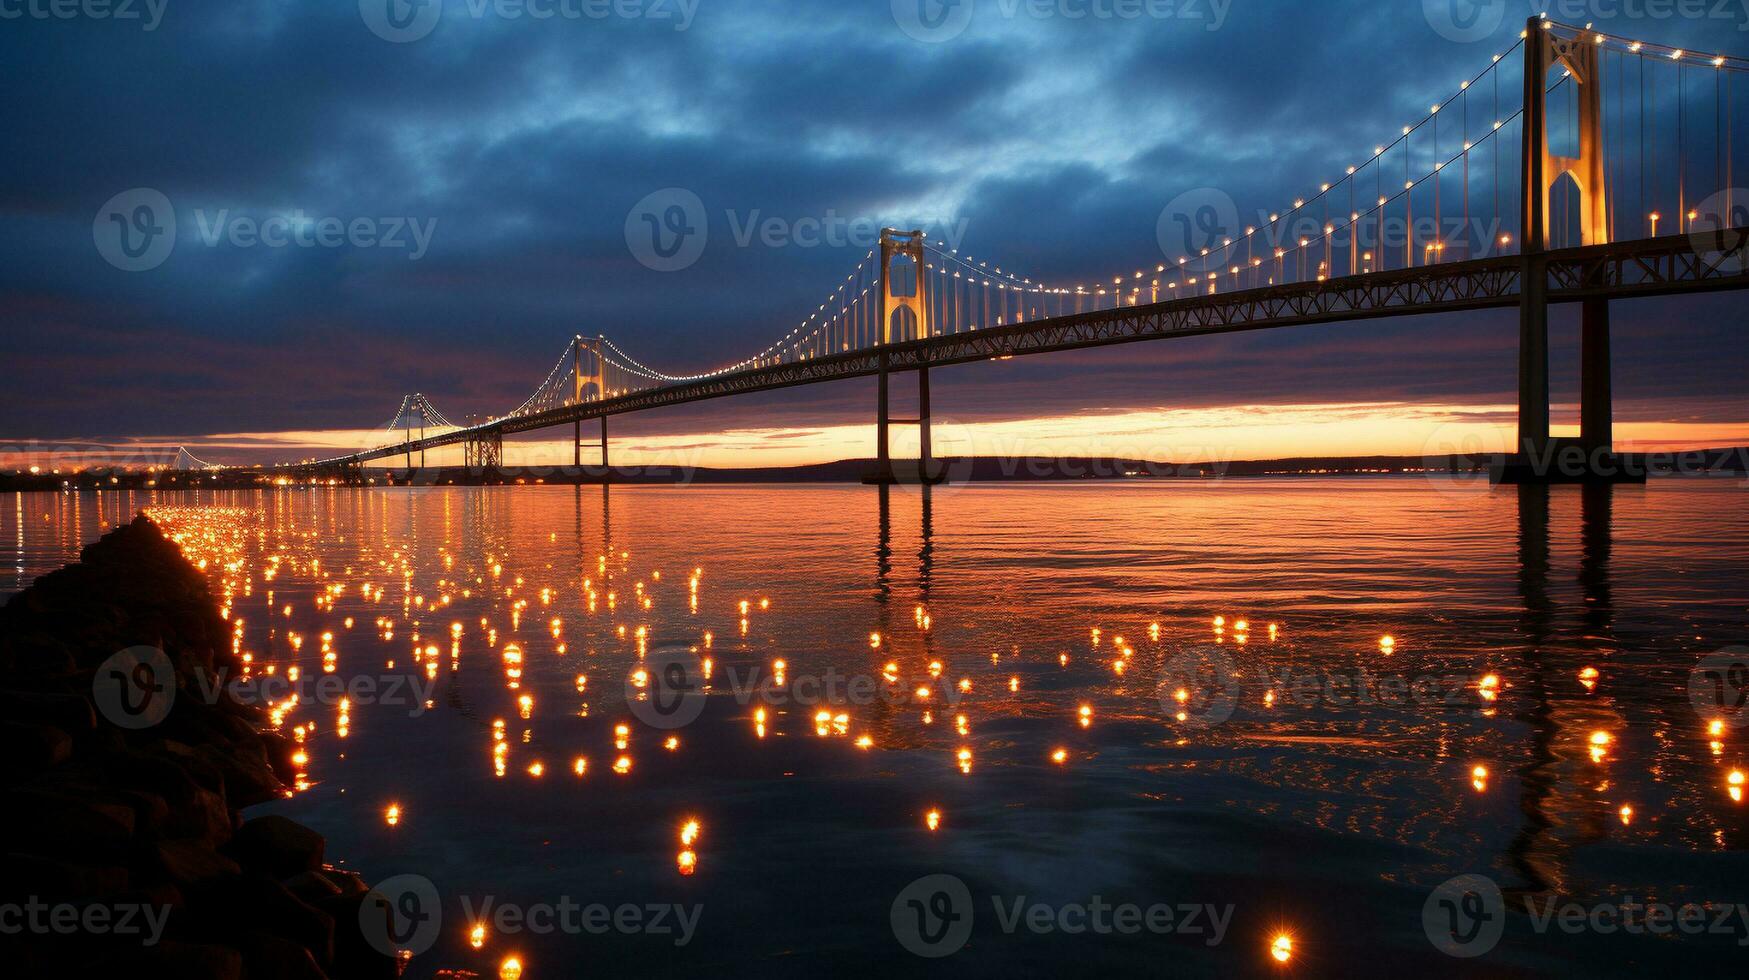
(229, 815, 324, 880)
(0, 721, 73, 771)
(155, 839, 242, 887)
(185, 874, 335, 968)
(235, 930, 329, 980)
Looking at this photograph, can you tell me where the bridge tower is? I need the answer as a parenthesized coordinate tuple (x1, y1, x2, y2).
(868, 229, 942, 484)
(1507, 18, 1626, 482)
(572, 335, 609, 474)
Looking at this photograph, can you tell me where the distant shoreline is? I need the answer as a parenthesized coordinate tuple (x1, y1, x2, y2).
(3, 448, 1745, 491)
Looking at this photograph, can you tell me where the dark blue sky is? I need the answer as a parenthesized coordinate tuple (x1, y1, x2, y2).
(3, 0, 1745, 461)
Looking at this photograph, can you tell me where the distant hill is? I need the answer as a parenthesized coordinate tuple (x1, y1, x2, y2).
(4, 448, 1744, 491)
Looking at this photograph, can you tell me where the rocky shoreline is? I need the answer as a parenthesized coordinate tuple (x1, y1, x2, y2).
(0, 516, 394, 979)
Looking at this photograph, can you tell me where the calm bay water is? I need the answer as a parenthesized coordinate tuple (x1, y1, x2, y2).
(6, 479, 1748, 977)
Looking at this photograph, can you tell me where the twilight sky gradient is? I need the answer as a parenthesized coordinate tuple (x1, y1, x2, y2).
(3, 0, 1747, 468)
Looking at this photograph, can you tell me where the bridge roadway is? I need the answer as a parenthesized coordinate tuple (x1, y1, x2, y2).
(314, 231, 1749, 468)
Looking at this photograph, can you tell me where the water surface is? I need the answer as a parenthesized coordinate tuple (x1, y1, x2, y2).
(7, 479, 1747, 977)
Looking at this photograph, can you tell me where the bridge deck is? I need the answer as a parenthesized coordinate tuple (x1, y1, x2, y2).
(323, 233, 1747, 467)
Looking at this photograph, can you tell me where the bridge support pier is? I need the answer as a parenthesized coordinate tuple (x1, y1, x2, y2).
(1494, 19, 1640, 485)
(865, 229, 946, 485)
(1580, 297, 1613, 455)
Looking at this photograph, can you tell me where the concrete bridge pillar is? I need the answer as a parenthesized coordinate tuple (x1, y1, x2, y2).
(1496, 20, 1638, 484)
(867, 229, 944, 485)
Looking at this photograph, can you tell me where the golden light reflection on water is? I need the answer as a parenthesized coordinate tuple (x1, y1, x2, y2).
(9, 481, 1746, 969)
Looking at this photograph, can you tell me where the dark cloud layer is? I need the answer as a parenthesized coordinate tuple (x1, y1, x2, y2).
(2, 0, 1743, 453)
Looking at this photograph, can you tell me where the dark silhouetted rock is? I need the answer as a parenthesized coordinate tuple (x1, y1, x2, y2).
(235, 930, 329, 980)
(230, 815, 324, 880)
(156, 839, 242, 887)
(0, 721, 73, 771)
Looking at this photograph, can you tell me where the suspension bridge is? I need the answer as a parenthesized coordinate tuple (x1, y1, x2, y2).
(291, 19, 1749, 485)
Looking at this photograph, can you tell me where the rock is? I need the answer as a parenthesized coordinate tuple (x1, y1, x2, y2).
(315, 868, 369, 898)
(192, 740, 280, 809)
(229, 815, 324, 880)
(185, 874, 334, 969)
(235, 931, 329, 980)
(0, 688, 97, 735)
(326, 892, 399, 980)
(0, 788, 136, 858)
(0, 721, 73, 771)
(283, 870, 343, 904)
(0, 851, 130, 902)
(167, 786, 233, 846)
(155, 839, 242, 887)
(123, 940, 244, 980)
